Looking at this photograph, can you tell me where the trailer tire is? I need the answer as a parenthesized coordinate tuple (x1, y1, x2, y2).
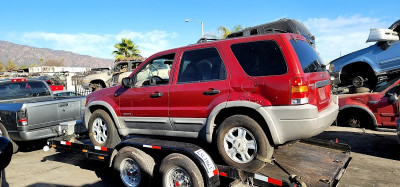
(113, 147, 155, 187)
(0, 122, 18, 153)
(216, 115, 273, 172)
(159, 153, 204, 187)
(88, 109, 121, 148)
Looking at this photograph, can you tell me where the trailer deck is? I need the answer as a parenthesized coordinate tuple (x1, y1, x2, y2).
(47, 135, 351, 187)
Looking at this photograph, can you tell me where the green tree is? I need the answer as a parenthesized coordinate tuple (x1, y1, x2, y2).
(29, 64, 38, 68)
(19, 64, 28, 69)
(218, 25, 243, 39)
(5, 60, 18, 71)
(112, 38, 140, 60)
(0, 60, 3, 72)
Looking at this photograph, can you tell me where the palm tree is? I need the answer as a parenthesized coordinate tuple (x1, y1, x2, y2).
(112, 38, 141, 60)
(218, 25, 243, 39)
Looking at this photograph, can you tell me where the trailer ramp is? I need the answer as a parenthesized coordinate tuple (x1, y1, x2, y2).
(259, 138, 351, 187)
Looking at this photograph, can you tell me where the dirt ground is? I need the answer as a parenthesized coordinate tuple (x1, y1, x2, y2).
(2, 126, 400, 187)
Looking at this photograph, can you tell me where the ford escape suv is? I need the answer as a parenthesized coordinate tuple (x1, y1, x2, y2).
(84, 33, 338, 171)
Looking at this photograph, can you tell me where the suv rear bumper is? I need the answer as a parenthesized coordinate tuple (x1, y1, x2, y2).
(261, 95, 338, 145)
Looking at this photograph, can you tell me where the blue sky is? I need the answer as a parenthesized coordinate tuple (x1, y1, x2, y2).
(0, 0, 398, 64)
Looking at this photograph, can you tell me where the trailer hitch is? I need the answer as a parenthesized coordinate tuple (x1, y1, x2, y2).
(272, 159, 308, 187)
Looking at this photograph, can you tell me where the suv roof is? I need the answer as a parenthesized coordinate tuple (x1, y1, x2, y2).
(227, 18, 315, 46)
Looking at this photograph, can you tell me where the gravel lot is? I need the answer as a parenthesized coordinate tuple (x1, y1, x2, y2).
(2, 126, 400, 187)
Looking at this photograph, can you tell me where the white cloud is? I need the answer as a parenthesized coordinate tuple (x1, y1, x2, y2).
(303, 15, 389, 63)
(15, 30, 178, 59)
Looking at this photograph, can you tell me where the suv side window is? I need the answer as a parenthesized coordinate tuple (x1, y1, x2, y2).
(135, 53, 175, 86)
(178, 47, 226, 83)
(231, 40, 287, 76)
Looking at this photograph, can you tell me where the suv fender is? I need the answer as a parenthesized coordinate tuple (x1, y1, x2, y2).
(85, 101, 128, 136)
(339, 104, 378, 127)
(205, 101, 280, 145)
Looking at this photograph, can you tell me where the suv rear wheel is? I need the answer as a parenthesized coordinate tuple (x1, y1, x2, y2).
(216, 115, 273, 172)
(88, 109, 121, 147)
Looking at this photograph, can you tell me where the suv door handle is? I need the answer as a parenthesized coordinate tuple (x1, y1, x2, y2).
(150, 92, 164, 98)
(203, 89, 220, 96)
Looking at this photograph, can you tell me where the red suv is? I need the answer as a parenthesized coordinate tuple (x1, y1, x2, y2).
(84, 33, 338, 171)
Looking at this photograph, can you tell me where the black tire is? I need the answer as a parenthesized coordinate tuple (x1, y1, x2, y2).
(159, 153, 204, 187)
(216, 115, 273, 172)
(113, 147, 155, 187)
(0, 123, 18, 153)
(88, 109, 121, 148)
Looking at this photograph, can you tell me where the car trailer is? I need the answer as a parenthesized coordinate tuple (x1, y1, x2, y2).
(46, 134, 351, 187)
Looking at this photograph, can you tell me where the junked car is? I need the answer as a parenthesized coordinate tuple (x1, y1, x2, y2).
(337, 76, 400, 129)
(82, 59, 143, 91)
(84, 32, 338, 171)
(329, 19, 400, 91)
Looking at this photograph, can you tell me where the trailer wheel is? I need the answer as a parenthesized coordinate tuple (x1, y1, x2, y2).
(216, 115, 273, 172)
(159, 153, 204, 187)
(113, 147, 155, 187)
(0, 122, 18, 153)
(88, 109, 121, 148)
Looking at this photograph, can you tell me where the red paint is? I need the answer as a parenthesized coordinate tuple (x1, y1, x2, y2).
(338, 78, 400, 127)
(268, 177, 283, 186)
(86, 33, 333, 130)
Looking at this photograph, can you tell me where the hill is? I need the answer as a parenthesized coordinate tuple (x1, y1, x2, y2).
(0, 41, 114, 68)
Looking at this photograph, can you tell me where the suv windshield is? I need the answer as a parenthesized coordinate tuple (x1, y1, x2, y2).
(290, 39, 325, 73)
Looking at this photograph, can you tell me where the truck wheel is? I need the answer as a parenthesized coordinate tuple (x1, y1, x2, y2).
(158, 153, 204, 187)
(0, 123, 18, 153)
(216, 115, 273, 172)
(113, 147, 155, 187)
(88, 109, 121, 148)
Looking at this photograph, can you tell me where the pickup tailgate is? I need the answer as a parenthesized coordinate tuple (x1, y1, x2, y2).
(260, 139, 351, 187)
(26, 97, 85, 130)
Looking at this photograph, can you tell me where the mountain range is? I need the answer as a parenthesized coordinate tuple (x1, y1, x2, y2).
(0, 41, 114, 68)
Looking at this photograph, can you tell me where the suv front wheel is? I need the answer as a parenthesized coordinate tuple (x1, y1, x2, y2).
(88, 109, 121, 148)
(216, 115, 273, 172)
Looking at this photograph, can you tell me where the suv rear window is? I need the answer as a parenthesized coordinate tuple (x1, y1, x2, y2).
(231, 40, 287, 77)
(290, 39, 325, 73)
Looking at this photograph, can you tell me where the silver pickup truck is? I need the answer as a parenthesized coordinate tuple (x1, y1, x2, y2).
(0, 78, 85, 152)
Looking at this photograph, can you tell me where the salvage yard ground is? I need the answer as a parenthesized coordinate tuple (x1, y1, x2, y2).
(2, 126, 400, 187)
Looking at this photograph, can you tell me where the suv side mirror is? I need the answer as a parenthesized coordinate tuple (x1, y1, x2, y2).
(388, 94, 399, 104)
(122, 77, 133, 88)
(0, 137, 13, 170)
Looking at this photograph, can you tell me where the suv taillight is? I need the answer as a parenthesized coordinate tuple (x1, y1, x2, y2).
(291, 77, 309, 105)
(17, 108, 28, 126)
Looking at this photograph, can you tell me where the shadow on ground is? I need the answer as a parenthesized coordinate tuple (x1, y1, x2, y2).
(315, 128, 400, 161)
(42, 151, 113, 185)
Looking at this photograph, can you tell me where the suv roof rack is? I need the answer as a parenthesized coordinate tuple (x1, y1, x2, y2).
(227, 18, 315, 46)
(196, 38, 219, 43)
